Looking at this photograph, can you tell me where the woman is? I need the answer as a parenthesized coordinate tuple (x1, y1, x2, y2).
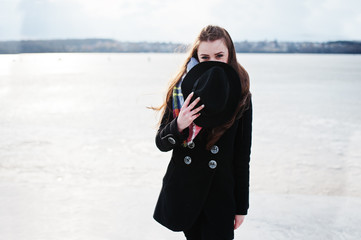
(153, 25, 252, 240)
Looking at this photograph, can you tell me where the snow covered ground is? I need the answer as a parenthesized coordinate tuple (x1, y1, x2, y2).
(1, 53, 360, 239)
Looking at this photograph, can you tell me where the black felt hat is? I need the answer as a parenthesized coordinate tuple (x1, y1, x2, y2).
(181, 61, 242, 128)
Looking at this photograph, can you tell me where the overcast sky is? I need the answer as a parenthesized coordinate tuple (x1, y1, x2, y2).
(1, 0, 360, 43)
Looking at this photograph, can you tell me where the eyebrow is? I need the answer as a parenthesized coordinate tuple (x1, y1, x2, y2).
(199, 52, 225, 56)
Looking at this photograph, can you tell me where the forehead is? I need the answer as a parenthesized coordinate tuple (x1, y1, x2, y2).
(198, 39, 228, 54)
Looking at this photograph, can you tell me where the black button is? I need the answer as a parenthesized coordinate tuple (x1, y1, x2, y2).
(211, 145, 219, 154)
(168, 137, 176, 145)
(184, 156, 192, 165)
(209, 160, 217, 169)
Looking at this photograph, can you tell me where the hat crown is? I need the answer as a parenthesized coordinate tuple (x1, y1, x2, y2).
(193, 66, 230, 117)
(181, 61, 241, 128)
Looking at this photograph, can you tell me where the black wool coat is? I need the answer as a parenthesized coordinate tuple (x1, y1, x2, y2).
(153, 99, 252, 237)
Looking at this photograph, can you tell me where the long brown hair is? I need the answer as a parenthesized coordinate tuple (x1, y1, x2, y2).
(153, 25, 251, 149)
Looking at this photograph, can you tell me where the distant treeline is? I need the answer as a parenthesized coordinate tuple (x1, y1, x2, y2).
(0, 39, 361, 54)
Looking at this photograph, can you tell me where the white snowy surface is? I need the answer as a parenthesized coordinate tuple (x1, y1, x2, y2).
(1, 53, 361, 239)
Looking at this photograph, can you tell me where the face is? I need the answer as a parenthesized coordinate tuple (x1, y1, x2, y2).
(197, 39, 229, 63)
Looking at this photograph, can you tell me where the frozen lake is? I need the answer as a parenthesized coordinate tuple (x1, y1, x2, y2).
(0, 53, 361, 239)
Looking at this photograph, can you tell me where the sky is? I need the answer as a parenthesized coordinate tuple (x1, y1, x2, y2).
(1, 0, 360, 43)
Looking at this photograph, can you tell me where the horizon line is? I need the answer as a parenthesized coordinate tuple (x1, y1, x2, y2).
(1, 38, 360, 44)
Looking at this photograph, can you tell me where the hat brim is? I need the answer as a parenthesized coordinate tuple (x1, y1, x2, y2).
(181, 61, 242, 128)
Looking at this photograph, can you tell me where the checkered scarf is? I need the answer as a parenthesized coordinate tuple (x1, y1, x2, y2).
(172, 58, 202, 147)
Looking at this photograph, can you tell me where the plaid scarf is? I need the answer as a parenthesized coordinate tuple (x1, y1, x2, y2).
(172, 58, 202, 147)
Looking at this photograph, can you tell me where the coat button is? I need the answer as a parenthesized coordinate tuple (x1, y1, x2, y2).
(187, 141, 195, 149)
(211, 145, 219, 154)
(184, 156, 192, 165)
(209, 160, 217, 169)
(168, 137, 176, 145)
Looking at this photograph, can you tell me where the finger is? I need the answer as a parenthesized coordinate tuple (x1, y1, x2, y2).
(191, 113, 201, 121)
(188, 96, 201, 110)
(235, 217, 244, 230)
(183, 92, 194, 107)
(234, 220, 240, 230)
(190, 104, 205, 115)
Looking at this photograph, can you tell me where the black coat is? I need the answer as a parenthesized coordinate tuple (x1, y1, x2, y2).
(153, 99, 252, 237)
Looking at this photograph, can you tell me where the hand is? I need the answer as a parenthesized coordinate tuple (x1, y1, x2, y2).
(176, 92, 204, 132)
(234, 215, 245, 230)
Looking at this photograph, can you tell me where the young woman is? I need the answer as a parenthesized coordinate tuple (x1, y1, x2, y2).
(153, 25, 252, 240)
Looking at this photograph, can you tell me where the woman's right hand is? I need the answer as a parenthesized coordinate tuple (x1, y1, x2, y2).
(177, 92, 205, 132)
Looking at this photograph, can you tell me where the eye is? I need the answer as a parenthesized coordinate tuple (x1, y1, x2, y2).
(201, 56, 209, 60)
(216, 54, 224, 58)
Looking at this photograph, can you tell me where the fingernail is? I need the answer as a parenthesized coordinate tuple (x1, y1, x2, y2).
(191, 92, 194, 95)
(202, 104, 205, 107)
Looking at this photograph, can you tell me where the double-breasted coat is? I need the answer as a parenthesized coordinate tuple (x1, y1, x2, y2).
(153, 98, 252, 238)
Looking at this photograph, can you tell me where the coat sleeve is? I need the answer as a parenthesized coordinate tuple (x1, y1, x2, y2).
(234, 99, 253, 215)
(155, 103, 189, 152)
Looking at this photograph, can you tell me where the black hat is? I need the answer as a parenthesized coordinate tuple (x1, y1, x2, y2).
(181, 61, 242, 128)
